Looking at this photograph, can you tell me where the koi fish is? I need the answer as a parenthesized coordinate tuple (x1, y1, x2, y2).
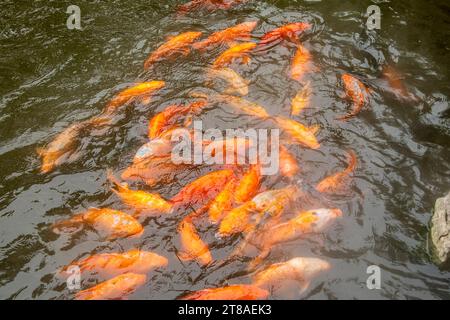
(193, 21, 258, 51)
(207, 67, 250, 96)
(148, 100, 207, 139)
(234, 165, 261, 203)
(75, 273, 146, 300)
(63, 249, 168, 277)
(177, 0, 245, 15)
(171, 169, 235, 212)
(274, 116, 320, 149)
(53, 208, 143, 240)
(181, 284, 269, 300)
(279, 146, 300, 178)
(249, 208, 342, 269)
(253, 257, 330, 293)
(208, 178, 237, 224)
(213, 42, 257, 68)
(108, 172, 173, 216)
(144, 32, 202, 69)
(133, 138, 174, 163)
(104, 81, 165, 114)
(178, 218, 213, 266)
(337, 74, 371, 120)
(208, 93, 270, 118)
(258, 22, 312, 48)
(382, 64, 417, 102)
(290, 45, 312, 82)
(218, 185, 300, 237)
(291, 81, 311, 116)
(316, 150, 357, 194)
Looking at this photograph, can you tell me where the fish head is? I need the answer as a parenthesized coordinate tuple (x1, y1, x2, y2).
(308, 208, 342, 232)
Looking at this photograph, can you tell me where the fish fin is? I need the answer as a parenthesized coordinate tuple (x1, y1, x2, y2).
(52, 214, 84, 234)
(107, 169, 129, 194)
(298, 281, 310, 296)
(309, 124, 320, 135)
(247, 248, 270, 271)
(241, 55, 251, 65)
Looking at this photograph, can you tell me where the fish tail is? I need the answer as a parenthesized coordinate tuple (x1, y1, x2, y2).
(247, 248, 269, 272)
(52, 214, 84, 234)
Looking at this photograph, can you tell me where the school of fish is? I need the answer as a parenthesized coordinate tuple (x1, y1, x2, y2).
(41, 1, 415, 300)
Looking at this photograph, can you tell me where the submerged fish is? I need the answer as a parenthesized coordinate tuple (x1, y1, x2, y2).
(234, 164, 261, 203)
(258, 22, 312, 48)
(208, 177, 237, 224)
(207, 67, 250, 96)
(253, 257, 330, 293)
(108, 172, 173, 216)
(53, 208, 143, 240)
(274, 116, 320, 149)
(250, 208, 342, 268)
(337, 74, 371, 120)
(290, 45, 312, 82)
(178, 218, 213, 266)
(382, 64, 417, 102)
(279, 146, 300, 178)
(144, 32, 202, 69)
(181, 284, 269, 300)
(291, 81, 311, 116)
(63, 249, 168, 277)
(177, 0, 247, 15)
(193, 21, 258, 51)
(316, 150, 357, 194)
(105, 81, 166, 114)
(213, 42, 256, 68)
(207, 93, 270, 118)
(75, 273, 146, 300)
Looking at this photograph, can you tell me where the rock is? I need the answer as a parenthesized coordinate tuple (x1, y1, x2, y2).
(430, 192, 450, 265)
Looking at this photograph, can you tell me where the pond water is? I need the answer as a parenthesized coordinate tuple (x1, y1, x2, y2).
(0, 0, 449, 299)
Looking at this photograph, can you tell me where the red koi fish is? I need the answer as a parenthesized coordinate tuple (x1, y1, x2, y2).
(181, 284, 269, 300)
(337, 74, 371, 120)
(315, 150, 357, 194)
(290, 45, 312, 82)
(258, 22, 312, 48)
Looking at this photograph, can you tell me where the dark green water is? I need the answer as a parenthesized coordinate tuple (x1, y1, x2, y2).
(0, 0, 449, 299)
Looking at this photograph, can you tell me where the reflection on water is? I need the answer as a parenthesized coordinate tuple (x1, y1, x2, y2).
(0, 0, 449, 299)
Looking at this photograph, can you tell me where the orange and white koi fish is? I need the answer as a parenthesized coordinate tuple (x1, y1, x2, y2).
(63, 249, 168, 277)
(148, 100, 207, 139)
(181, 284, 269, 300)
(316, 150, 357, 194)
(337, 74, 371, 120)
(108, 172, 173, 216)
(234, 164, 261, 203)
(171, 169, 235, 212)
(218, 185, 300, 237)
(213, 42, 257, 68)
(253, 257, 330, 293)
(143, 32, 202, 69)
(290, 45, 312, 82)
(279, 146, 300, 178)
(275, 116, 320, 149)
(259, 22, 312, 47)
(75, 273, 146, 300)
(193, 21, 258, 51)
(208, 177, 237, 224)
(207, 67, 250, 96)
(250, 208, 342, 268)
(53, 208, 143, 240)
(104, 81, 165, 114)
(291, 81, 311, 116)
(178, 218, 213, 266)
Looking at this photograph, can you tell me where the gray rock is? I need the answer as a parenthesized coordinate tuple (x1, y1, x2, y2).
(430, 192, 450, 265)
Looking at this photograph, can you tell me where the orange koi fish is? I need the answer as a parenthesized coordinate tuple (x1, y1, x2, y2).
(279, 146, 300, 178)
(382, 64, 417, 102)
(178, 218, 213, 266)
(193, 21, 258, 51)
(63, 249, 168, 277)
(290, 45, 312, 82)
(104, 81, 165, 114)
(144, 32, 202, 69)
(171, 169, 235, 211)
(213, 42, 257, 68)
(250, 208, 342, 268)
(148, 100, 207, 139)
(208, 178, 237, 224)
(259, 22, 312, 47)
(253, 257, 330, 293)
(53, 208, 143, 240)
(316, 150, 357, 194)
(291, 81, 311, 116)
(108, 172, 173, 216)
(337, 74, 371, 120)
(234, 165, 261, 203)
(275, 116, 320, 149)
(209, 93, 270, 118)
(218, 185, 300, 237)
(181, 284, 269, 300)
(207, 67, 250, 96)
(75, 273, 146, 300)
